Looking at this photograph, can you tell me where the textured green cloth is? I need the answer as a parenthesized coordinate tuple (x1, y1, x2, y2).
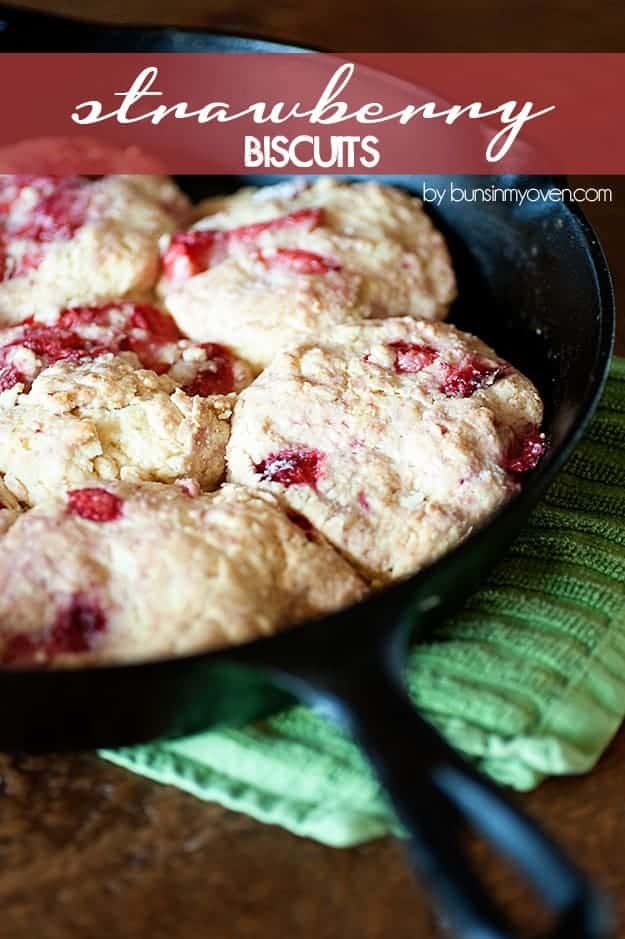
(101, 359, 625, 847)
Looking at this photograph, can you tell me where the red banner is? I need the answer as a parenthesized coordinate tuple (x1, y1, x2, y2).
(0, 53, 620, 174)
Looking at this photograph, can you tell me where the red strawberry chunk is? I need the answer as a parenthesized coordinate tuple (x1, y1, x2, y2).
(19, 325, 95, 363)
(5, 324, 110, 374)
(0, 175, 60, 215)
(56, 304, 113, 329)
(182, 343, 236, 397)
(2, 594, 107, 664)
(0, 177, 87, 283)
(388, 341, 439, 374)
(503, 427, 546, 474)
(228, 208, 323, 244)
(67, 488, 123, 523)
(162, 208, 325, 285)
(119, 305, 184, 373)
(0, 303, 184, 383)
(263, 248, 341, 275)
(0, 363, 26, 392)
(48, 594, 107, 655)
(0, 321, 107, 380)
(440, 356, 506, 398)
(56, 301, 178, 341)
(357, 490, 371, 511)
(254, 447, 326, 490)
(129, 304, 182, 341)
(162, 230, 221, 285)
(9, 178, 89, 243)
(0, 302, 240, 394)
(2, 633, 40, 665)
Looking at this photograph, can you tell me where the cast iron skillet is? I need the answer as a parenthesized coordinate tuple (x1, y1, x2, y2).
(0, 7, 617, 939)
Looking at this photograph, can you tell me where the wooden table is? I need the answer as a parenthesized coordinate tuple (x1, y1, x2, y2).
(1, 5, 624, 937)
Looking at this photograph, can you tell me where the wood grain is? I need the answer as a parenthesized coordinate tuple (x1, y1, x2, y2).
(1, 6, 624, 937)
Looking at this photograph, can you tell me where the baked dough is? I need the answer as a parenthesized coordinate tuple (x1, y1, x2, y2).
(0, 303, 252, 505)
(159, 179, 456, 370)
(227, 317, 545, 581)
(0, 175, 190, 324)
(0, 482, 366, 666)
(0, 174, 547, 668)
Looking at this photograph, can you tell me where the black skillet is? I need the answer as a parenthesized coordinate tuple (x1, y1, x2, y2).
(0, 7, 617, 939)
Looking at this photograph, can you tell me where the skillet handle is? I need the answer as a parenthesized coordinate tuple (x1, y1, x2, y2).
(274, 647, 611, 939)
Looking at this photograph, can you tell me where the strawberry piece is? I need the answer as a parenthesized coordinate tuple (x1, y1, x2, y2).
(18, 324, 93, 363)
(128, 304, 182, 341)
(0, 315, 112, 388)
(57, 301, 178, 340)
(55, 305, 112, 329)
(388, 341, 439, 374)
(254, 447, 326, 490)
(0, 303, 181, 378)
(48, 594, 107, 655)
(2, 633, 40, 665)
(2, 594, 107, 663)
(67, 488, 123, 523)
(0, 363, 26, 392)
(0, 301, 235, 391)
(182, 343, 236, 396)
(503, 428, 546, 474)
(263, 248, 341, 275)
(0, 175, 59, 215)
(162, 208, 325, 285)
(10, 178, 89, 243)
(228, 208, 323, 245)
(357, 490, 371, 511)
(120, 305, 183, 373)
(440, 357, 506, 398)
(161, 230, 221, 285)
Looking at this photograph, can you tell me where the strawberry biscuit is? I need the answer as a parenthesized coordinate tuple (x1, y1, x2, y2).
(227, 317, 545, 581)
(0, 174, 191, 324)
(0, 302, 252, 505)
(0, 482, 366, 666)
(159, 179, 456, 370)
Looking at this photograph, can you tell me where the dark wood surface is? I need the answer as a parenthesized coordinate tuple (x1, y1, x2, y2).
(6, 0, 625, 50)
(2, 5, 625, 937)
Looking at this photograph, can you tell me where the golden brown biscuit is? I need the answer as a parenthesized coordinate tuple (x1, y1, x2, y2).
(0, 482, 366, 666)
(0, 175, 191, 324)
(160, 179, 456, 371)
(0, 303, 252, 505)
(227, 317, 545, 581)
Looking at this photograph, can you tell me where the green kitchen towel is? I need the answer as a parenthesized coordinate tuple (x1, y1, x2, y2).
(101, 358, 625, 847)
